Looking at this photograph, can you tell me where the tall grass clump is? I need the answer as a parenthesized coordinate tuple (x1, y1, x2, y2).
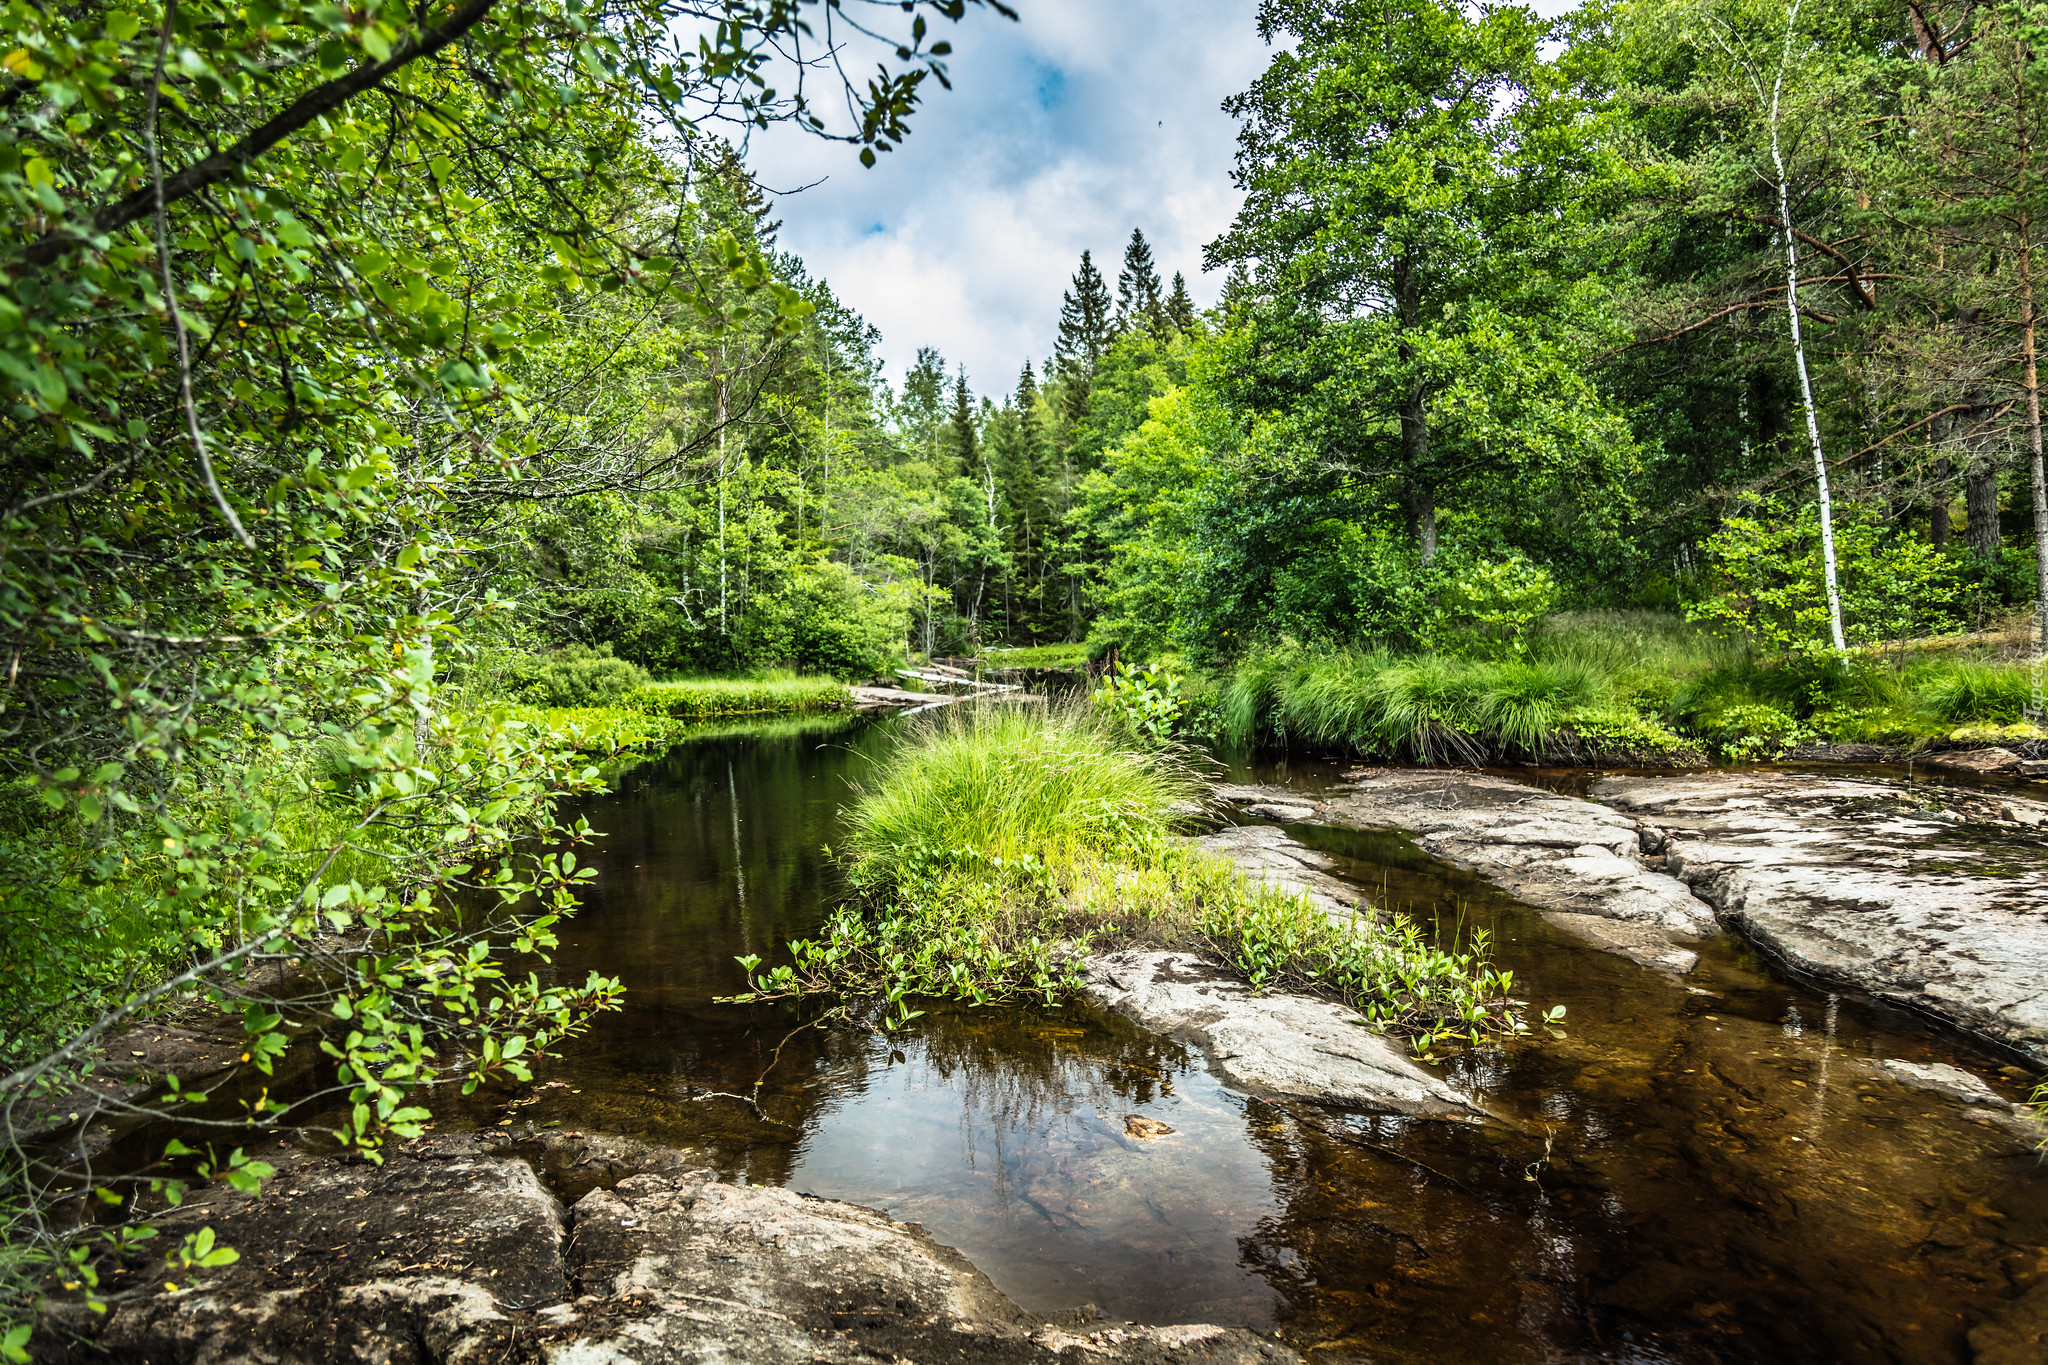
(1917, 660, 2034, 724)
(1227, 647, 1621, 760)
(840, 703, 1203, 896)
(729, 703, 1526, 1046)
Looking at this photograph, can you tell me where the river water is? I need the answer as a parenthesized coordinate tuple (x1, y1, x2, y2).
(428, 717, 2048, 1364)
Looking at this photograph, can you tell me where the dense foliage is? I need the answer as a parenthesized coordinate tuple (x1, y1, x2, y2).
(7, 0, 2048, 1341)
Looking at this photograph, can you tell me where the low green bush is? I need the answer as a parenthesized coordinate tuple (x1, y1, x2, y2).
(499, 644, 649, 708)
(985, 642, 1092, 669)
(1919, 661, 2035, 724)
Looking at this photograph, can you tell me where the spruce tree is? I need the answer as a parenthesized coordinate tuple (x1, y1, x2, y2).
(1016, 360, 1039, 411)
(1056, 250, 1114, 377)
(949, 367, 978, 467)
(1165, 271, 1197, 333)
(1115, 228, 1165, 336)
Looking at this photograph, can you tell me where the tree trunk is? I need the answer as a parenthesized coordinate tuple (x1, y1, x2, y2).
(1931, 455, 1951, 549)
(2020, 206, 2048, 661)
(1964, 455, 2001, 560)
(1402, 478, 1438, 563)
(1765, 0, 1846, 650)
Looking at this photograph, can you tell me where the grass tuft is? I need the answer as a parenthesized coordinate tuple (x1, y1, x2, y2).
(731, 704, 1524, 1046)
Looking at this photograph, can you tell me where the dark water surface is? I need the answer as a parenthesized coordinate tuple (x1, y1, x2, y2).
(432, 721, 2047, 1364)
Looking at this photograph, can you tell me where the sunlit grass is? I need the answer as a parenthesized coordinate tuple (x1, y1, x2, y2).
(733, 704, 1522, 1045)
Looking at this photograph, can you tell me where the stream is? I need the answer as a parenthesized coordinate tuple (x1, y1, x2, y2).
(422, 717, 2047, 1364)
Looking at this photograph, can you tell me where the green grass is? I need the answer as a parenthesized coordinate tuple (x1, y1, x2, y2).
(729, 704, 1525, 1046)
(983, 642, 1092, 670)
(630, 671, 850, 718)
(1222, 646, 1691, 762)
(840, 702, 1200, 890)
(1219, 613, 2043, 763)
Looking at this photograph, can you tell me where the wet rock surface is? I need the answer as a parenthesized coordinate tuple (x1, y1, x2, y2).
(1597, 772, 2048, 1062)
(1079, 949, 1481, 1119)
(1216, 773, 1717, 975)
(49, 1136, 1297, 1364)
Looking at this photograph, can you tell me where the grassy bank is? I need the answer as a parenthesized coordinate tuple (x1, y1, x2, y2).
(731, 705, 1524, 1047)
(631, 671, 851, 718)
(1218, 613, 2044, 764)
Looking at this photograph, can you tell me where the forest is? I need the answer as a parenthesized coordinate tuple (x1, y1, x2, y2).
(2, 0, 2045, 1351)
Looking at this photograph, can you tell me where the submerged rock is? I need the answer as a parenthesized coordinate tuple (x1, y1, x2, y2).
(1880, 1058, 2013, 1108)
(1597, 772, 2048, 1063)
(1924, 747, 2025, 776)
(1080, 949, 1482, 1118)
(1218, 771, 1717, 975)
(53, 1136, 1297, 1364)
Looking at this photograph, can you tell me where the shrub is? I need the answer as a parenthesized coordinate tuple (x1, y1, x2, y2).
(500, 644, 648, 708)
(1919, 661, 2034, 724)
(790, 560, 913, 679)
(1428, 554, 1560, 659)
(1685, 496, 1964, 650)
(840, 703, 1202, 895)
(1223, 647, 1611, 760)
(1091, 662, 1187, 746)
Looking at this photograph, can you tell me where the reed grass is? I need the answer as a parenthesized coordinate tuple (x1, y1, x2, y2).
(631, 671, 850, 718)
(1222, 613, 2042, 761)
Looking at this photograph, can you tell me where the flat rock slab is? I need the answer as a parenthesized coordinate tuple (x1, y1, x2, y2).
(1597, 773, 2048, 1062)
(1080, 949, 1481, 1119)
(1220, 771, 1716, 975)
(55, 1137, 1296, 1365)
(1195, 823, 1367, 926)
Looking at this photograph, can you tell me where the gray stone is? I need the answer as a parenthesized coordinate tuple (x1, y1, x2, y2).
(1195, 823, 1367, 926)
(59, 1137, 1296, 1365)
(1597, 772, 2048, 1062)
(1219, 772, 1716, 974)
(1879, 1058, 2011, 1108)
(1925, 747, 2023, 775)
(1080, 949, 1481, 1118)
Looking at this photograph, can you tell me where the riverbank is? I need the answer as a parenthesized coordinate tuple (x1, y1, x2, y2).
(52, 1133, 1294, 1365)
(1211, 616, 2046, 767)
(42, 722, 2048, 1363)
(1219, 765, 2048, 1070)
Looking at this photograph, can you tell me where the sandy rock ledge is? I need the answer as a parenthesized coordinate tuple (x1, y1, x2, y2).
(42, 1135, 1297, 1364)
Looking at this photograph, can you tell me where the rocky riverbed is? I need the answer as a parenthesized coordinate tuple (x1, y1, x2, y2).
(46, 1134, 1297, 1365)
(1218, 766, 2048, 1064)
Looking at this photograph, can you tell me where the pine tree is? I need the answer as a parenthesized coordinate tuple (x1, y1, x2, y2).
(1056, 250, 1113, 377)
(1015, 360, 1039, 411)
(1115, 228, 1165, 336)
(948, 367, 977, 467)
(1165, 271, 1197, 333)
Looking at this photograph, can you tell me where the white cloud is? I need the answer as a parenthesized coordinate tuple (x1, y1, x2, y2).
(744, 0, 1268, 398)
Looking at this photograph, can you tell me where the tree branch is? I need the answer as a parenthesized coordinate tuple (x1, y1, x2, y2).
(16, 0, 497, 269)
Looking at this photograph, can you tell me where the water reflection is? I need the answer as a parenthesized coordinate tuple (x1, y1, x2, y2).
(424, 722, 2046, 1364)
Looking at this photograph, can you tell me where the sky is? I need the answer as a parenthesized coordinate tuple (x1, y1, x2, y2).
(742, 0, 1269, 401)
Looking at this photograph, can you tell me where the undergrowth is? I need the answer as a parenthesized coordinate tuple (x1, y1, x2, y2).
(728, 704, 1525, 1048)
(1216, 612, 2042, 762)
